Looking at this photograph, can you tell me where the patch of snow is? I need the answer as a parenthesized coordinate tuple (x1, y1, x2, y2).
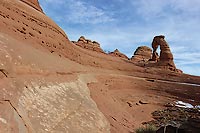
(175, 101, 193, 108)
(195, 105, 200, 109)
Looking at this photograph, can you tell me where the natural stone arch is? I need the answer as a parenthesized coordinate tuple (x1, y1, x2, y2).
(151, 35, 176, 68)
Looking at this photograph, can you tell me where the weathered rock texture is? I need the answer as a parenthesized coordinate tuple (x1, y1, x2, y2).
(73, 36, 105, 53)
(0, 0, 110, 132)
(0, 31, 110, 133)
(151, 35, 176, 69)
(1, 0, 200, 132)
(17, 75, 110, 133)
(108, 49, 128, 59)
(131, 46, 152, 62)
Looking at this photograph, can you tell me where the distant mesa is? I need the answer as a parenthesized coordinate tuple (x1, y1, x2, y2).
(20, 0, 43, 12)
(72, 36, 105, 53)
(108, 49, 129, 59)
(131, 46, 152, 62)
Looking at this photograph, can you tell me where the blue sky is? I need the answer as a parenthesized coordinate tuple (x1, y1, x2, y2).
(39, 0, 200, 76)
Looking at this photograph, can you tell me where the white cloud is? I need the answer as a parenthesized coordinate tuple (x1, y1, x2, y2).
(131, 0, 200, 19)
(67, 1, 114, 24)
(40, 0, 114, 24)
(170, 0, 200, 14)
(131, 0, 169, 19)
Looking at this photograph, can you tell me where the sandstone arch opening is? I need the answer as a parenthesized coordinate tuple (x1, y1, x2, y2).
(151, 35, 176, 69)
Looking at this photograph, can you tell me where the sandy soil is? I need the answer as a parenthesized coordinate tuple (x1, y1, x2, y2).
(88, 73, 200, 132)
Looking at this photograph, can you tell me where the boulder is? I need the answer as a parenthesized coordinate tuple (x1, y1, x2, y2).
(73, 36, 105, 53)
(131, 46, 152, 62)
(108, 49, 128, 59)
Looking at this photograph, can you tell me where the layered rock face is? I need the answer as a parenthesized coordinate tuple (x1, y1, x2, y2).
(0, 0, 110, 132)
(108, 49, 128, 59)
(73, 36, 105, 53)
(20, 0, 43, 12)
(151, 35, 176, 69)
(1, 0, 199, 132)
(131, 46, 152, 62)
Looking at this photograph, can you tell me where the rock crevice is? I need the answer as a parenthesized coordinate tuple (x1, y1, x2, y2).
(1, 100, 29, 132)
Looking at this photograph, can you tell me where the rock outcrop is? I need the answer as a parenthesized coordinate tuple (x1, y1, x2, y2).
(151, 35, 176, 69)
(1, 0, 200, 132)
(20, 0, 43, 12)
(131, 46, 152, 62)
(73, 36, 105, 53)
(108, 49, 128, 59)
(0, 0, 110, 132)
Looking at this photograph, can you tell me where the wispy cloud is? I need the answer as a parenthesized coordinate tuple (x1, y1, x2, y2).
(67, 0, 114, 24)
(40, 0, 114, 24)
(131, 0, 200, 19)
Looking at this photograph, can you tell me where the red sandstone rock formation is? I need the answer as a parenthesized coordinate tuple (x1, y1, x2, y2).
(73, 36, 105, 53)
(131, 46, 152, 62)
(0, 0, 199, 132)
(0, 0, 110, 132)
(108, 49, 129, 59)
(151, 35, 176, 69)
(20, 0, 43, 12)
(151, 51, 159, 62)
